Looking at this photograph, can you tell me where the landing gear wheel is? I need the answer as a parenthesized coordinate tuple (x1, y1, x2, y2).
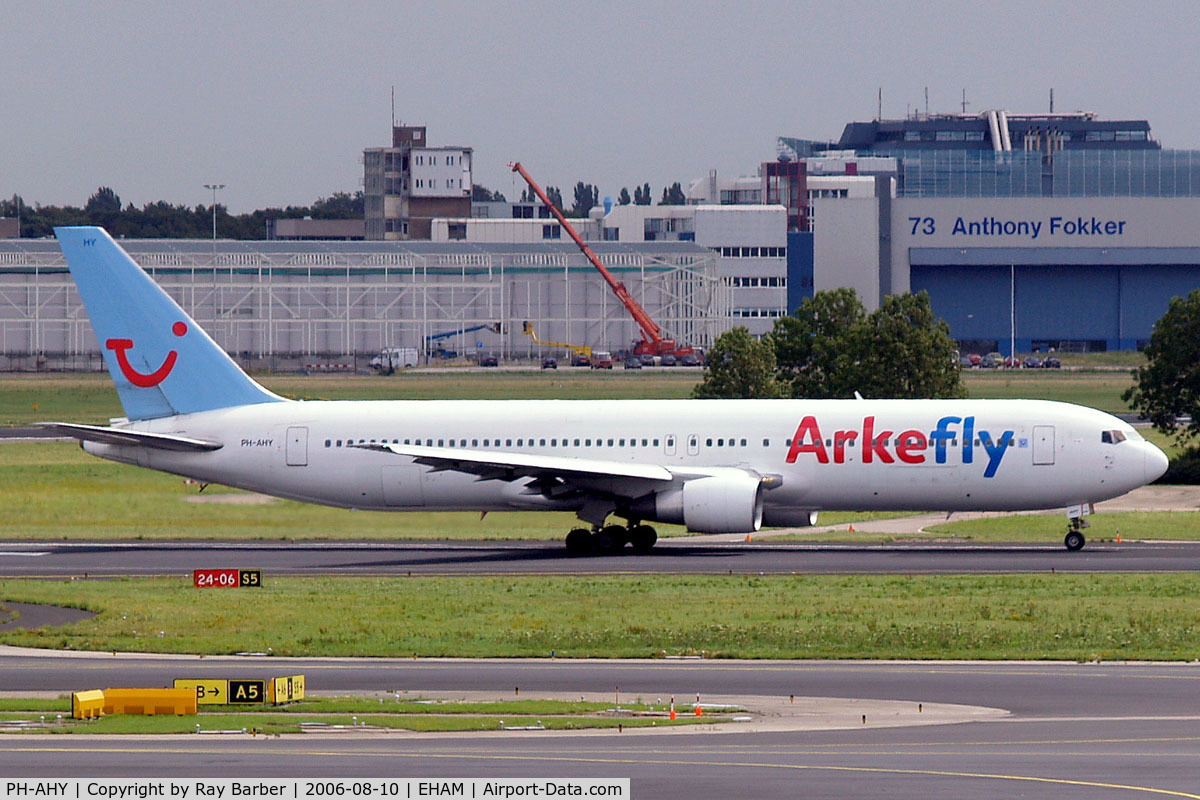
(629, 524, 658, 553)
(1064, 530, 1086, 551)
(565, 528, 592, 555)
(594, 524, 628, 554)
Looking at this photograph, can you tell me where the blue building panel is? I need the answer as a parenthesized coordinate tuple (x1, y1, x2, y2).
(1119, 265, 1200, 346)
(1017, 265, 1119, 342)
(910, 261, 1200, 351)
(786, 232, 814, 312)
(911, 265, 1011, 342)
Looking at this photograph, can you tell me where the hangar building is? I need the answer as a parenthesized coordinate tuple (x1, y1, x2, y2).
(0, 239, 726, 370)
(778, 110, 1200, 352)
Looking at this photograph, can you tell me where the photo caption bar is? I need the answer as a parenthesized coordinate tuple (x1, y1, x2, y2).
(1, 780, 630, 800)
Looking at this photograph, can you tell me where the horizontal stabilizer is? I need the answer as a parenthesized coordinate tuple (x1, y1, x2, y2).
(37, 422, 224, 452)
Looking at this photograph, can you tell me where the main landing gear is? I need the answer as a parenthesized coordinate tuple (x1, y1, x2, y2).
(565, 523, 658, 555)
(1064, 516, 1089, 551)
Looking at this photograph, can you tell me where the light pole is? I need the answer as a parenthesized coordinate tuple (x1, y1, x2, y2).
(203, 184, 225, 329)
(203, 184, 225, 245)
(1010, 263, 1016, 364)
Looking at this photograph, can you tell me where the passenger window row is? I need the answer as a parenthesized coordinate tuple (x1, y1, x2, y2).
(323, 435, 1021, 451)
(325, 438, 663, 449)
(780, 437, 1017, 448)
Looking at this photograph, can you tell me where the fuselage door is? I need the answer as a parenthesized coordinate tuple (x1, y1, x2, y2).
(382, 465, 425, 506)
(286, 426, 309, 466)
(686, 434, 699, 457)
(1032, 425, 1055, 465)
(665, 435, 677, 456)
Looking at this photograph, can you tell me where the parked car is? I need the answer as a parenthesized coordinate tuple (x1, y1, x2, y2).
(1023, 355, 1044, 368)
(1004, 356, 1022, 368)
(679, 352, 702, 367)
(541, 357, 557, 370)
(623, 356, 642, 369)
(659, 353, 677, 367)
(639, 353, 656, 367)
(983, 352, 1004, 368)
(591, 351, 614, 369)
(966, 353, 982, 367)
(477, 353, 499, 367)
(571, 354, 591, 367)
(1043, 356, 1062, 368)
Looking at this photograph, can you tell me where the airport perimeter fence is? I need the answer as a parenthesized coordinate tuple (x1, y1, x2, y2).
(0, 349, 613, 374)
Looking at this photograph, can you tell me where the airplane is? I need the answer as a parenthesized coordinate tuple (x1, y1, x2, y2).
(42, 226, 1168, 554)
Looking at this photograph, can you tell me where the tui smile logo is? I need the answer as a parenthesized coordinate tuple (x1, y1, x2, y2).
(105, 321, 187, 387)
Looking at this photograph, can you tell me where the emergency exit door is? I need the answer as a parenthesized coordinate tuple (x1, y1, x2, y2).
(286, 426, 308, 466)
(1032, 425, 1055, 465)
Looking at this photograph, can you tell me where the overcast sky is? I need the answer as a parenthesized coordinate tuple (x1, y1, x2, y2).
(5, 0, 1199, 213)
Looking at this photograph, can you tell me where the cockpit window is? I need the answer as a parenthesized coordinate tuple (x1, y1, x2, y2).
(1101, 430, 1127, 444)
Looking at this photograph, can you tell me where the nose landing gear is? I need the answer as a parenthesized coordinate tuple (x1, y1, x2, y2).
(1064, 516, 1089, 551)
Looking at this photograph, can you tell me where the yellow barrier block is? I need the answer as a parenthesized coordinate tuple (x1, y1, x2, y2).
(72, 690, 105, 720)
(102, 688, 198, 716)
(268, 674, 305, 704)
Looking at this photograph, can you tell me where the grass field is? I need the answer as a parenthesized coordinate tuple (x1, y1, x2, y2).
(2, 440, 1141, 542)
(0, 696, 709, 734)
(960, 370, 1135, 412)
(769, 509, 1200, 544)
(925, 511, 1200, 541)
(0, 369, 1173, 543)
(0, 440, 688, 540)
(3, 573, 1200, 660)
(0, 372, 702, 426)
(0, 365, 1141, 426)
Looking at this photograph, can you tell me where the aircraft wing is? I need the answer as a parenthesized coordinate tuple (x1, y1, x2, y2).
(354, 442, 673, 484)
(36, 422, 224, 452)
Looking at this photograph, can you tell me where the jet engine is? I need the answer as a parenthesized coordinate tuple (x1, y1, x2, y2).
(633, 472, 764, 533)
(761, 508, 819, 527)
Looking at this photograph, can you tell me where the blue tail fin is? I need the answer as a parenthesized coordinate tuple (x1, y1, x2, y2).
(56, 226, 285, 421)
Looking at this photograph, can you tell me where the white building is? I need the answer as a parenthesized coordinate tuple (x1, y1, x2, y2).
(363, 125, 473, 241)
(432, 202, 789, 336)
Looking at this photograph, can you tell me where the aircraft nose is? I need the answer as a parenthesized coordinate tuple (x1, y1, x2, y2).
(1144, 441, 1169, 484)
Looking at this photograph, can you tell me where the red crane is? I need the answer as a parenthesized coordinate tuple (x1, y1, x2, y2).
(508, 162, 690, 357)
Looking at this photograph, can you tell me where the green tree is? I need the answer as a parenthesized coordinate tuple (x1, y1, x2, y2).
(617, 187, 632, 206)
(692, 327, 781, 399)
(545, 185, 564, 212)
(770, 288, 962, 399)
(1124, 289, 1200, 440)
(849, 292, 964, 399)
(770, 287, 867, 399)
(472, 185, 506, 203)
(659, 182, 686, 205)
(634, 183, 652, 205)
(310, 191, 365, 218)
(85, 187, 122, 216)
(570, 182, 598, 217)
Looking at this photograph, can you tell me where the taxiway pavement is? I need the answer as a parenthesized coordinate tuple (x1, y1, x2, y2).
(2, 652, 1200, 797)
(3, 538, 1200, 577)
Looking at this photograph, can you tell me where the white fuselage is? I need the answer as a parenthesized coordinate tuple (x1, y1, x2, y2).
(84, 398, 1163, 524)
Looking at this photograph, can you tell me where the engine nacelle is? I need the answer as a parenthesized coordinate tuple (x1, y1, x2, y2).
(636, 473, 764, 533)
(761, 508, 819, 527)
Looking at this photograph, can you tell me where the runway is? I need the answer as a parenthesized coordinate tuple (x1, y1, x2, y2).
(2, 652, 1200, 797)
(5, 536, 1200, 795)
(3, 538, 1200, 577)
